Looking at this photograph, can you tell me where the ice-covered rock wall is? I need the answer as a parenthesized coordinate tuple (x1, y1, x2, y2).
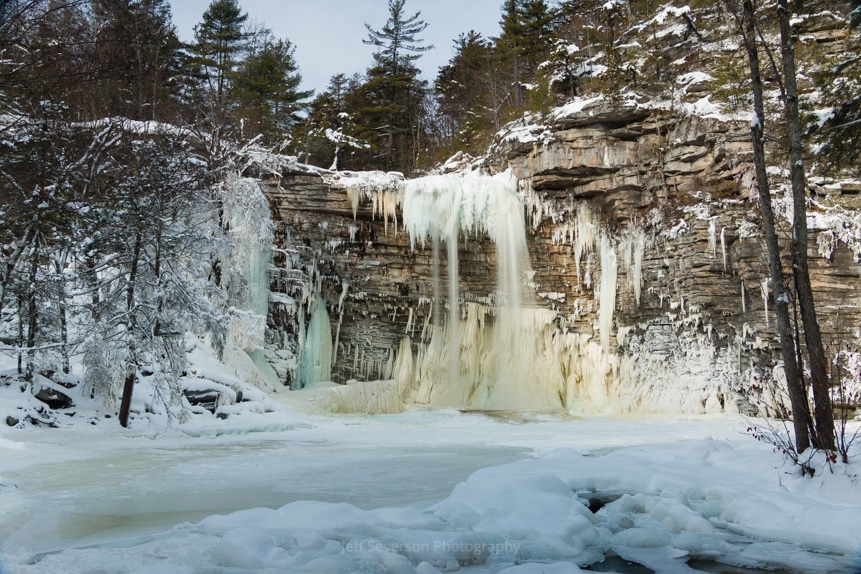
(256, 102, 861, 415)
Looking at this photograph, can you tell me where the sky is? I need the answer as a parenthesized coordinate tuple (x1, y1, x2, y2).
(169, 0, 506, 97)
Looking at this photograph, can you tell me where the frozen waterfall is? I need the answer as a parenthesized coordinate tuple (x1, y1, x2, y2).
(298, 295, 334, 388)
(328, 170, 648, 414)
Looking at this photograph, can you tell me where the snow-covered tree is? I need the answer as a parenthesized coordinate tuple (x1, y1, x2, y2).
(79, 128, 219, 426)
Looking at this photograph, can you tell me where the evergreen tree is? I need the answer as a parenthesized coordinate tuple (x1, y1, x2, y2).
(88, 0, 183, 121)
(0, 0, 93, 119)
(231, 33, 312, 146)
(495, 0, 556, 112)
(295, 73, 367, 169)
(434, 31, 497, 157)
(187, 0, 248, 109)
(355, 0, 432, 173)
(811, 3, 861, 175)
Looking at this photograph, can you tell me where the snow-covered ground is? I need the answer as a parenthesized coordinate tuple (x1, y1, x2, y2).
(1, 386, 860, 574)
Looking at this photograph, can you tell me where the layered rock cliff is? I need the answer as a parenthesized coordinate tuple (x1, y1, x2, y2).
(253, 99, 861, 415)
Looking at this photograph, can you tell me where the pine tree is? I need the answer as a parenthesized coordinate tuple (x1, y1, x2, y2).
(89, 0, 183, 121)
(0, 1, 94, 119)
(231, 33, 312, 146)
(295, 73, 367, 169)
(355, 0, 432, 173)
(811, 2, 861, 176)
(434, 31, 497, 157)
(495, 0, 556, 112)
(187, 0, 248, 109)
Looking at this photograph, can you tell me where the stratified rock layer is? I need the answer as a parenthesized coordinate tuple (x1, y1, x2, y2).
(258, 102, 861, 414)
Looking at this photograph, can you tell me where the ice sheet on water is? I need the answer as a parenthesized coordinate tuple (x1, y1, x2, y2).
(4, 407, 860, 574)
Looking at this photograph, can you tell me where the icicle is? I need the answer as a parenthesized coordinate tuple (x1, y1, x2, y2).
(405, 307, 415, 335)
(584, 257, 592, 290)
(760, 278, 770, 327)
(346, 187, 362, 220)
(708, 217, 717, 259)
(632, 227, 644, 306)
(353, 343, 360, 372)
(574, 205, 596, 286)
(332, 282, 349, 366)
(741, 280, 746, 313)
(371, 190, 400, 236)
(420, 303, 433, 343)
(621, 225, 645, 306)
(446, 220, 460, 397)
(720, 227, 727, 272)
(392, 337, 414, 386)
(599, 234, 618, 350)
(431, 231, 442, 346)
(338, 282, 349, 314)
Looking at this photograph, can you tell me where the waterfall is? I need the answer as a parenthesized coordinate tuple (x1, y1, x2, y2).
(222, 175, 279, 390)
(335, 170, 643, 413)
(399, 171, 552, 409)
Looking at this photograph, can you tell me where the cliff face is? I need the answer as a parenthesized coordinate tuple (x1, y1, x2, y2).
(258, 101, 861, 415)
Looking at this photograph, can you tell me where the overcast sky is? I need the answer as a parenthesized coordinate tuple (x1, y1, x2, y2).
(169, 0, 506, 96)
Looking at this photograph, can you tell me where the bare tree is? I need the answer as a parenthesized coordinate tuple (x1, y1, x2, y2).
(776, 0, 835, 450)
(736, 0, 813, 452)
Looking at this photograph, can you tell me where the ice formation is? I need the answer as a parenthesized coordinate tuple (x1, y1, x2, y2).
(334, 171, 650, 413)
(399, 171, 549, 409)
(222, 175, 279, 390)
(708, 217, 717, 259)
(598, 234, 618, 350)
(328, 168, 738, 416)
(298, 295, 333, 388)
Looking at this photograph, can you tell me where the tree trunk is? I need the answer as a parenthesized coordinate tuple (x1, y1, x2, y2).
(0, 222, 37, 325)
(25, 237, 40, 381)
(119, 231, 143, 428)
(777, 0, 835, 450)
(54, 257, 71, 374)
(742, 0, 812, 452)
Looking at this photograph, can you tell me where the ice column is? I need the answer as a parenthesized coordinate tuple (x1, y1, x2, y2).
(298, 295, 333, 387)
(598, 234, 618, 350)
(487, 179, 533, 409)
(708, 217, 717, 259)
(574, 205, 596, 286)
(223, 175, 279, 388)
